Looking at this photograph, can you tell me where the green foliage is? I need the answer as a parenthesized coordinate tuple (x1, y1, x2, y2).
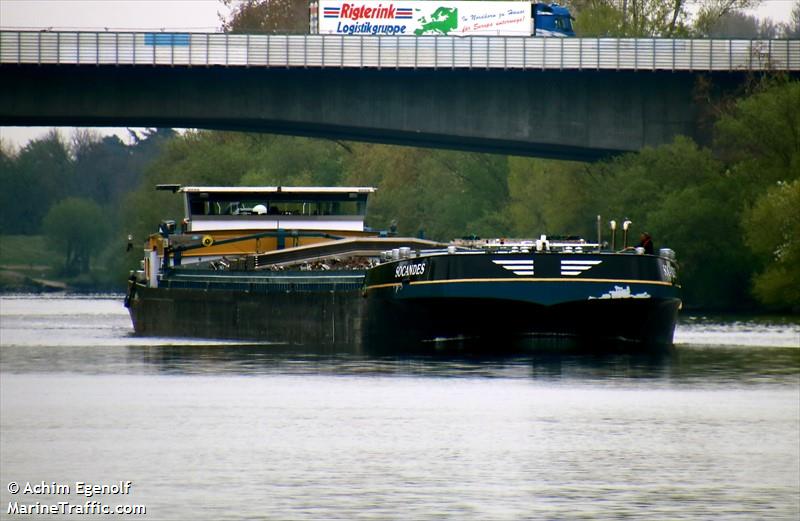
(647, 180, 756, 308)
(42, 198, 109, 276)
(70, 129, 174, 206)
(0, 129, 168, 288)
(590, 136, 723, 216)
(0, 130, 73, 234)
(714, 78, 800, 189)
(714, 78, 800, 309)
(572, 1, 626, 37)
(569, 0, 760, 37)
(0, 145, 14, 232)
(341, 144, 510, 240)
(510, 136, 757, 308)
(0, 128, 169, 241)
(239, 136, 346, 187)
(743, 179, 800, 310)
(569, 0, 691, 37)
(506, 157, 594, 238)
(0, 235, 49, 267)
(786, 1, 800, 38)
(140, 131, 343, 188)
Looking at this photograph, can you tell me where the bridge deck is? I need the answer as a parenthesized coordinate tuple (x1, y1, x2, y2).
(1, 31, 798, 72)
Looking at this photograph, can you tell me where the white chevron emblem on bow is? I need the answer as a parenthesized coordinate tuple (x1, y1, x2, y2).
(561, 259, 602, 276)
(492, 259, 534, 276)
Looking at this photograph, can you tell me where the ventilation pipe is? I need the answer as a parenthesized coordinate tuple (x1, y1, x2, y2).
(610, 220, 617, 251)
(622, 219, 632, 249)
(596, 215, 602, 251)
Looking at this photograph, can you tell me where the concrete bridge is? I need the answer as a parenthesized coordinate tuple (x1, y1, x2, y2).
(1, 31, 798, 160)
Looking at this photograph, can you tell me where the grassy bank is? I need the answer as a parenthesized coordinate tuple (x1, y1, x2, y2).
(0, 235, 50, 266)
(0, 235, 81, 292)
(0, 235, 61, 291)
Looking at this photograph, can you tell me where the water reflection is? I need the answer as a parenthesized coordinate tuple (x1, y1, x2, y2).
(120, 342, 799, 387)
(1, 335, 797, 385)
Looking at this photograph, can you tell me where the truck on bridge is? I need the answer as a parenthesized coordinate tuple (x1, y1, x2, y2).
(532, 3, 575, 37)
(313, 2, 575, 37)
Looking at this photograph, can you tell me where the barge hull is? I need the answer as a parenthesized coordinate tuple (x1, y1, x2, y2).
(364, 296, 681, 348)
(129, 285, 366, 346)
(130, 287, 679, 350)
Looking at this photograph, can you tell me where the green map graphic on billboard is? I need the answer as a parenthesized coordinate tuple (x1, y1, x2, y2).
(414, 7, 459, 35)
(317, 2, 532, 37)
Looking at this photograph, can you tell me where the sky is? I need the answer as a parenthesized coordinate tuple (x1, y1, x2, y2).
(0, 0, 796, 148)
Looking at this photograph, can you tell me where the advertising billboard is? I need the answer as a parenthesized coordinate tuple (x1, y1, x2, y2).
(318, 2, 532, 36)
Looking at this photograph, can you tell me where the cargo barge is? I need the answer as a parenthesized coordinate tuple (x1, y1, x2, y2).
(126, 186, 681, 349)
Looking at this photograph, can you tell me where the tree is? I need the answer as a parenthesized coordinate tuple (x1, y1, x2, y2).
(570, 0, 691, 37)
(42, 198, 108, 276)
(568, 0, 762, 37)
(571, 1, 627, 37)
(0, 130, 73, 234)
(221, 0, 309, 34)
(70, 132, 131, 204)
(707, 11, 770, 38)
(0, 141, 18, 232)
(743, 179, 800, 310)
(646, 178, 757, 308)
(588, 136, 723, 220)
(341, 144, 511, 240)
(714, 78, 800, 190)
(505, 157, 595, 239)
(693, 0, 763, 37)
(783, 1, 800, 38)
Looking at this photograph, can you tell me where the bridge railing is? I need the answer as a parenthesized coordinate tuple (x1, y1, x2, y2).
(1, 31, 798, 71)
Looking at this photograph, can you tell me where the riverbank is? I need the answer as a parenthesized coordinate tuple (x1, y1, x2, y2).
(0, 235, 124, 292)
(0, 269, 126, 293)
(0, 266, 70, 292)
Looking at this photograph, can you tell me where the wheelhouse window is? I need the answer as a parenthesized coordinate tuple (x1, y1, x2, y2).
(186, 192, 368, 218)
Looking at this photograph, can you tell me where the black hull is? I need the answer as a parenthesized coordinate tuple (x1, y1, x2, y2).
(362, 250, 681, 349)
(364, 296, 680, 349)
(128, 251, 681, 352)
(129, 287, 678, 352)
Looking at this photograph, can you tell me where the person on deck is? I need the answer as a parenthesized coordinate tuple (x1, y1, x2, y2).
(637, 232, 654, 254)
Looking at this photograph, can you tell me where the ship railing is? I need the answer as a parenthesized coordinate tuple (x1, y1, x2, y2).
(547, 242, 602, 252)
(452, 238, 602, 253)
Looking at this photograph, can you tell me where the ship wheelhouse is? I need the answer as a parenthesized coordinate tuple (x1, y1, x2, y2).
(144, 186, 377, 270)
(180, 186, 375, 233)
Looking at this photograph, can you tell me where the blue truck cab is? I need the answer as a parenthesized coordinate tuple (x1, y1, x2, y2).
(533, 3, 575, 37)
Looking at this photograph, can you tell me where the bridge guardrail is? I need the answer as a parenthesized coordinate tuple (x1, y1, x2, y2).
(1, 31, 798, 71)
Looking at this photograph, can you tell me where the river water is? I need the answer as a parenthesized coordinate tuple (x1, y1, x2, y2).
(0, 295, 798, 520)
